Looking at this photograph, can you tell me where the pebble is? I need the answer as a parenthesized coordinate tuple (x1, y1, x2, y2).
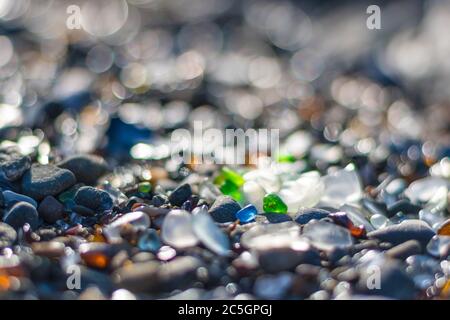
(264, 213, 292, 224)
(0, 222, 17, 248)
(168, 183, 192, 207)
(156, 256, 203, 292)
(115, 256, 203, 293)
(437, 219, 450, 236)
(114, 261, 160, 292)
(253, 272, 293, 299)
(0, 147, 31, 182)
(137, 229, 161, 253)
(161, 209, 199, 249)
(104, 211, 150, 242)
(21, 164, 76, 200)
(236, 204, 257, 223)
(367, 219, 435, 248)
(302, 220, 353, 251)
(38, 196, 64, 224)
(279, 171, 324, 212)
(192, 210, 230, 256)
(357, 259, 416, 299)
(294, 208, 330, 225)
(74, 186, 113, 212)
(385, 240, 422, 260)
(31, 241, 66, 258)
(2, 190, 37, 208)
(361, 198, 387, 216)
(151, 194, 168, 207)
(320, 164, 363, 207)
(404, 177, 447, 204)
(3, 201, 39, 230)
(263, 193, 288, 213)
(57, 154, 108, 185)
(426, 235, 450, 258)
(258, 245, 321, 273)
(370, 214, 390, 229)
(208, 195, 241, 223)
(387, 199, 422, 217)
(240, 222, 301, 250)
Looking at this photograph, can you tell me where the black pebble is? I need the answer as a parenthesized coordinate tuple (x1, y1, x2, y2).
(385, 240, 422, 260)
(151, 194, 168, 207)
(21, 164, 76, 200)
(294, 208, 330, 225)
(74, 186, 113, 212)
(263, 213, 292, 223)
(3, 201, 39, 230)
(168, 184, 192, 207)
(38, 196, 64, 224)
(367, 219, 435, 248)
(208, 195, 241, 223)
(73, 205, 96, 217)
(58, 154, 108, 185)
(387, 200, 422, 217)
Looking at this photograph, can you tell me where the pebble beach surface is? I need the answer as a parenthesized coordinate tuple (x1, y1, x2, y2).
(0, 0, 449, 300)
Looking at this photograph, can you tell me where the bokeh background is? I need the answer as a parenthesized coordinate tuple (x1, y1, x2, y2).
(0, 0, 449, 173)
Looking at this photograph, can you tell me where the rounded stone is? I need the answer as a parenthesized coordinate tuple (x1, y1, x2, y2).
(57, 154, 108, 185)
(161, 210, 198, 249)
(3, 201, 39, 230)
(168, 184, 192, 207)
(38, 196, 65, 223)
(367, 219, 435, 248)
(0, 146, 31, 182)
(2, 190, 37, 208)
(74, 186, 113, 212)
(294, 208, 330, 225)
(21, 164, 76, 200)
(208, 195, 241, 223)
(0, 222, 17, 248)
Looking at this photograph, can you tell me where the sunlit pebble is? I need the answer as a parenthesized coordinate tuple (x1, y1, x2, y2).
(0, 0, 29, 21)
(157, 246, 176, 261)
(0, 36, 13, 67)
(81, 0, 129, 38)
(387, 100, 423, 138)
(3, 91, 22, 107)
(290, 49, 324, 82)
(225, 91, 263, 120)
(112, 289, 137, 300)
(0, 104, 21, 128)
(120, 63, 147, 89)
(323, 123, 342, 142)
(248, 56, 281, 89)
(17, 135, 41, 156)
(176, 51, 205, 80)
(86, 45, 114, 73)
(262, 2, 312, 50)
(163, 101, 190, 127)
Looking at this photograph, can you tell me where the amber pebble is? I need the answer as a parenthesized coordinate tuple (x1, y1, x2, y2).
(150, 167, 168, 183)
(31, 241, 66, 258)
(81, 251, 109, 269)
(0, 273, 11, 291)
(441, 280, 450, 298)
(437, 219, 450, 236)
(79, 243, 114, 269)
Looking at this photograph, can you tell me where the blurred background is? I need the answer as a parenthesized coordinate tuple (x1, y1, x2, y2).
(0, 0, 449, 177)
